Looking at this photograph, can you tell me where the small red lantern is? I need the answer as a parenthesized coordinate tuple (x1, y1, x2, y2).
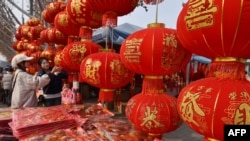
(30, 51, 42, 64)
(62, 40, 102, 72)
(41, 44, 56, 66)
(177, 0, 250, 59)
(46, 26, 68, 45)
(120, 23, 191, 75)
(54, 10, 80, 36)
(26, 17, 41, 26)
(42, 1, 66, 24)
(126, 76, 182, 138)
(80, 51, 134, 102)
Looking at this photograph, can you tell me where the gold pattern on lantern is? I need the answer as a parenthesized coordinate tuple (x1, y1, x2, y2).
(126, 99, 136, 116)
(180, 91, 205, 126)
(229, 92, 237, 101)
(123, 38, 143, 62)
(85, 58, 101, 84)
(240, 91, 250, 99)
(110, 60, 129, 84)
(71, 0, 86, 16)
(69, 44, 87, 63)
(234, 103, 250, 124)
(163, 33, 177, 48)
(141, 106, 164, 129)
(184, 0, 218, 30)
(58, 13, 68, 26)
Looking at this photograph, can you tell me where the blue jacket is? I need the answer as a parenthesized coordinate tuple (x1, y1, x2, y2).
(37, 70, 68, 94)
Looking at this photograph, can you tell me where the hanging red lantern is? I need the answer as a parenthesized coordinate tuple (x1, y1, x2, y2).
(46, 26, 68, 45)
(42, 1, 66, 24)
(80, 51, 134, 102)
(26, 40, 42, 53)
(87, 0, 139, 26)
(28, 25, 45, 40)
(62, 39, 102, 72)
(41, 44, 56, 66)
(120, 23, 191, 76)
(177, 59, 250, 141)
(66, 0, 102, 29)
(54, 10, 80, 36)
(30, 51, 42, 64)
(26, 17, 41, 26)
(177, 0, 250, 59)
(126, 76, 182, 138)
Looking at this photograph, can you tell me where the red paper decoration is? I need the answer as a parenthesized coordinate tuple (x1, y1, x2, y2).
(120, 23, 191, 75)
(177, 0, 250, 58)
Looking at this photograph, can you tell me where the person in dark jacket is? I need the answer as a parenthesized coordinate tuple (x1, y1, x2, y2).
(36, 57, 68, 106)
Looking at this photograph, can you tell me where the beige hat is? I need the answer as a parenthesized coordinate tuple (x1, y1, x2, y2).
(11, 54, 34, 68)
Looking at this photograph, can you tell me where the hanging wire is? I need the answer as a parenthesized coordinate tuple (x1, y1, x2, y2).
(155, 0, 159, 23)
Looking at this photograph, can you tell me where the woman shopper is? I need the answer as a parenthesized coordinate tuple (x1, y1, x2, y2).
(36, 57, 68, 107)
(1, 67, 14, 106)
(11, 54, 51, 108)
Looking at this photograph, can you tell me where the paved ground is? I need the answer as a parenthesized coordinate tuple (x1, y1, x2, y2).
(0, 100, 204, 141)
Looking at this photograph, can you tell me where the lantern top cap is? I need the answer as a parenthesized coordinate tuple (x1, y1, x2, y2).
(147, 23, 165, 28)
(213, 57, 246, 63)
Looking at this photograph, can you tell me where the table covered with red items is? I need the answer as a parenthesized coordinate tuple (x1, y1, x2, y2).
(0, 104, 160, 141)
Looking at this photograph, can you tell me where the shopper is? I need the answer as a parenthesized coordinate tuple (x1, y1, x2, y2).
(1, 67, 14, 106)
(36, 57, 68, 107)
(11, 54, 51, 108)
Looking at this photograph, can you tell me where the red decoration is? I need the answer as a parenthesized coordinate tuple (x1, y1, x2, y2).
(41, 45, 56, 66)
(177, 0, 250, 58)
(30, 51, 42, 64)
(26, 40, 42, 53)
(88, 0, 139, 26)
(62, 40, 102, 72)
(54, 10, 80, 36)
(80, 51, 134, 102)
(177, 58, 250, 141)
(120, 23, 191, 75)
(126, 76, 182, 138)
(28, 25, 45, 40)
(25, 18, 41, 26)
(66, 0, 102, 28)
(42, 1, 66, 24)
(46, 26, 68, 45)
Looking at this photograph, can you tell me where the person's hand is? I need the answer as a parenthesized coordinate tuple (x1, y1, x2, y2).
(51, 66, 61, 74)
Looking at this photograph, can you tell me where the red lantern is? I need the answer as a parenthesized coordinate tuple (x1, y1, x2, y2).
(41, 45, 56, 66)
(66, 0, 102, 28)
(28, 25, 45, 40)
(46, 26, 68, 45)
(80, 51, 134, 102)
(26, 40, 42, 53)
(88, 0, 139, 26)
(120, 23, 191, 75)
(62, 40, 102, 72)
(126, 76, 182, 138)
(26, 18, 41, 26)
(54, 10, 80, 36)
(42, 1, 66, 24)
(30, 51, 42, 64)
(177, 0, 250, 58)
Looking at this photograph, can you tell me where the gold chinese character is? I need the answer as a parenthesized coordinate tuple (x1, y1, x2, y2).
(180, 91, 205, 126)
(234, 103, 250, 124)
(141, 106, 164, 129)
(84, 58, 101, 84)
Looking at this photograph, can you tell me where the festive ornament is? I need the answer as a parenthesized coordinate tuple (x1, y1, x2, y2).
(177, 0, 250, 58)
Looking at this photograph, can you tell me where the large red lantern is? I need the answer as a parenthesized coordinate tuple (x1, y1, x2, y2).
(88, 0, 139, 26)
(177, 0, 250, 59)
(120, 23, 191, 75)
(177, 59, 250, 141)
(41, 45, 56, 66)
(126, 76, 182, 138)
(62, 40, 102, 72)
(80, 51, 134, 102)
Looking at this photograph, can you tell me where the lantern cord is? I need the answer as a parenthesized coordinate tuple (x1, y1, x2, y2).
(155, 0, 159, 23)
(105, 26, 109, 49)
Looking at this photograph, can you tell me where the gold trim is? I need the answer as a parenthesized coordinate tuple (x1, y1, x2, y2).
(213, 57, 245, 63)
(205, 137, 221, 141)
(147, 23, 165, 28)
(81, 39, 91, 42)
(100, 89, 115, 92)
(148, 133, 161, 137)
(144, 75, 163, 79)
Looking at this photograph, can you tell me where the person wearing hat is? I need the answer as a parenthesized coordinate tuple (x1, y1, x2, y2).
(1, 67, 14, 106)
(11, 53, 51, 108)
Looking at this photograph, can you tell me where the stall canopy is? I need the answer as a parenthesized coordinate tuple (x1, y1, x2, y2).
(92, 23, 143, 51)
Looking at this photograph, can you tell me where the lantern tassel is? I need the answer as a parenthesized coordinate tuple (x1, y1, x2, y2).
(142, 76, 165, 94)
(98, 89, 115, 102)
